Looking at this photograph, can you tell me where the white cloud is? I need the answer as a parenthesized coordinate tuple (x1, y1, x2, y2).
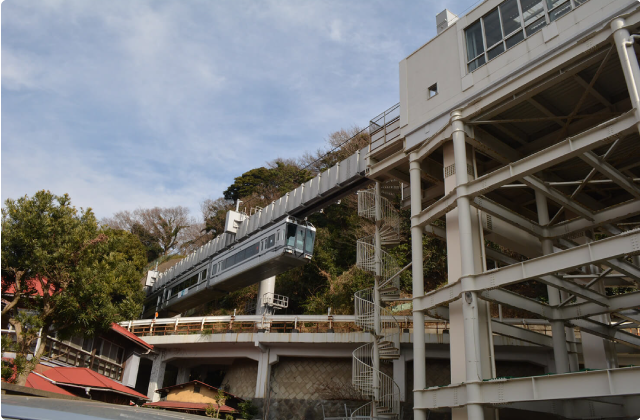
(2, 0, 480, 219)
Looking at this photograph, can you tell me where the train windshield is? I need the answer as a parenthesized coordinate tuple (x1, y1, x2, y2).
(286, 223, 316, 255)
(305, 228, 315, 254)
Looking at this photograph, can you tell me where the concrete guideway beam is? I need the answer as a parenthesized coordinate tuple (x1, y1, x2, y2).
(414, 229, 640, 312)
(412, 111, 638, 229)
(413, 366, 640, 410)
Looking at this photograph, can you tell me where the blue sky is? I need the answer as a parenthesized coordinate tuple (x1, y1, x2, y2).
(2, 0, 480, 220)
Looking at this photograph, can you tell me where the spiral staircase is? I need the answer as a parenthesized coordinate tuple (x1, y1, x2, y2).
(352, 184, 402, 419)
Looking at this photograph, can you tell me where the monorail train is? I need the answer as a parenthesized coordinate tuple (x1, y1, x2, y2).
(142, 217, 316, 318)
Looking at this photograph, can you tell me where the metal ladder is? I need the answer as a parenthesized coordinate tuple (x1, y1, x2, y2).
(352, 184, 402, 419)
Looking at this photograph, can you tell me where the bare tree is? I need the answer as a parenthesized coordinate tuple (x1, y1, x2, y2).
(299, 126, 370, 174)
(201, 197, 234, 238)
(102, 206, 192, 256)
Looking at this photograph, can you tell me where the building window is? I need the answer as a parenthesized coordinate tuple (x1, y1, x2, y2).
(95, 338, 124, 364)
(428, 83, 438, 98)
(465, 0, 589, 72)
(194, 384, 201, 393)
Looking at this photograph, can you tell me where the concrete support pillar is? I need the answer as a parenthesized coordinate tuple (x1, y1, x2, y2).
(612, 18, 640, 134)
(393, 352, 406, 402)
(534, 191, 570, 374)
(176, 365, 191, 385)
(409, 153, 427, 420)
(255, 349, 271, 399)
(256, 276, 276, 315)
(147, 354, 166, 402)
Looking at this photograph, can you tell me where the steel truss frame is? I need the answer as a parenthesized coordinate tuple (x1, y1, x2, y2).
(414, 366, 640, 415)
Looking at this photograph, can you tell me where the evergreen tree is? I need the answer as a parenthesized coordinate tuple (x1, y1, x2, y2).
(1, 191, 146, 385)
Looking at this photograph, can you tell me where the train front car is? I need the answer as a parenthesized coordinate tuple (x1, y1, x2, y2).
(141, 217, 316, 318)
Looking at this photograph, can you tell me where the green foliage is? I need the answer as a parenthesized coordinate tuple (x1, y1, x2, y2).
(1, 191, 146, 384)
(131, 222, 163, 262)
(238, 400, 260, 419)
(223, 161, 312, 202)
(205, 389, 229, 418)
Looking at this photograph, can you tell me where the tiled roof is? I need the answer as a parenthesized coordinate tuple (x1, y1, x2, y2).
(40, 367, 148, 399)
(25, 372, 76, 397)
(144, 401, 236, 412)
(110, 323, 153, 350)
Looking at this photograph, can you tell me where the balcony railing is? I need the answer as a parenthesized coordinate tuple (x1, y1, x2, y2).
(369, 103, 401, 153)
(43, 337, 124, 381)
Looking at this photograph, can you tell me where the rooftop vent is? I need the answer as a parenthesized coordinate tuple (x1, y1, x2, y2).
(436, 9, 458, 34)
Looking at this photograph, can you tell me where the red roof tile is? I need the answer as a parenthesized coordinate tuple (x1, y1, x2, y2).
(110, 323, 153, 350)
(3, 276, 54, 296)
(25, 373, 76, 397)
(144, 401, 236, 412)
(40, 367, 148, 399)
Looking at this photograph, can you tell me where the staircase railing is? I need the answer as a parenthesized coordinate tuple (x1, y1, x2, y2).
(352, 184, 403, 419)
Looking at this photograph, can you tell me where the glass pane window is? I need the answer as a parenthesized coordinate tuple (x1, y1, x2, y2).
(304, 229, 315, 254)
(525, 17, 546, 36)
(549, 2, 571, 21)
(487, 43, 505, 60)
(295, 226, 305, 250)
(483, 9, 503, 47)
(465, 20, 485, 61)
(521, 0, 545, 26)
(468, 55, 486, 72)
(286, 224, 296, 247)
(500, 0, 522, 36)
(505, 30, 525, 49)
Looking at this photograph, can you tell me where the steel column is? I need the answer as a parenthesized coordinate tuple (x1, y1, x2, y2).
(409, 152, 427, 420)
(452, 111, 486, 420)
(611, 18, 640, 134)
(535, 190, 571, 374)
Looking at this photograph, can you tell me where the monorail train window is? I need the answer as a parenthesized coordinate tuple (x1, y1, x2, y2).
(296, 225, 305, 250)
(267, 234, 275, 248)
(211, 263, 217, 275)
(286, 224, 297, 247)
(225, 254, 235, 269)
(305, 229, 315, 254)
(246, 242, 260, 259)
(201, 269, 207, 281)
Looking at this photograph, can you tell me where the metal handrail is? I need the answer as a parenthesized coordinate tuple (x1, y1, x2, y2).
(352, 184, 403, 418)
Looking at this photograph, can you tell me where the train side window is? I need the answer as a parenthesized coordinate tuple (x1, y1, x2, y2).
(201, 269, 207, 281)
(211, 263, 217, 275)
(267, 234, 275, 248)
(277, 230, 280, 241)
(246, 242, 260, 258)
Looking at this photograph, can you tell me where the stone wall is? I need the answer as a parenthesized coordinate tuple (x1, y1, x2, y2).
(222, 359, 258, 399)
(269, 356, 393, 400)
